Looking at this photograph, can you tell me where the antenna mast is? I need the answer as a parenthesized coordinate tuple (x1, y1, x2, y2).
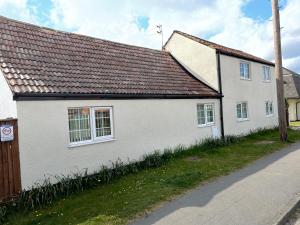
(156, 24, 163, 49)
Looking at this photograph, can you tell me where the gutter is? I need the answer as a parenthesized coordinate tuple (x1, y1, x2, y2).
(13, 92, 222, 101)
(216, 50, 225, 138)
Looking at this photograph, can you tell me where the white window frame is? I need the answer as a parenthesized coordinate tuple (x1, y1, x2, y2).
(263, 66, 271, 82)
(236, 102, 249, 121)
(265, 101, 274, 117)
(240, 61, 251, 80)
(92, 107, 114, 142)
(68, 106, 114, 147)
(197, 103, 215, 127)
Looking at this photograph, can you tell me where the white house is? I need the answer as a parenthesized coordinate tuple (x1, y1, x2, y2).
(164, 31, 279, 135)
(283, 68, 300, 122)
(0, 17, 222, 189)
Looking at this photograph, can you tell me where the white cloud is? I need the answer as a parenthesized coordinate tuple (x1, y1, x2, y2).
(209, 0, 300, 73)
(48, 0, 250, 49)
(0, 0, 299, 72)
(0, 0, 37, 23)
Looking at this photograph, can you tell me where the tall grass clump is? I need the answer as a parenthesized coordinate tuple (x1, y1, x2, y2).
(0, 132, 246, 223)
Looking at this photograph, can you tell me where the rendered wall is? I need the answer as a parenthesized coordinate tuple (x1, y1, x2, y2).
(0, 70, 17, 119)
(164, 33, 219, 91)
(287, 99, 299, 121)
(17, 99, 221, 188)
(220, 54, 278, 135)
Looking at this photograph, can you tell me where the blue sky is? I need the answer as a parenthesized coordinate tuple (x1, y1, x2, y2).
(243, 0, 272, 20)
(0, 0, 299, 72)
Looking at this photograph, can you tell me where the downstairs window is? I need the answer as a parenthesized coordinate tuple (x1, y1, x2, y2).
(68, 106, 114, 145)
(197, 103, 215, 127)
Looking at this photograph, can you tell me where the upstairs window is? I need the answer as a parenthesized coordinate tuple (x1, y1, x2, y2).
(265, 101, 273, 116)
(197, 103, 215, 127)
(240, 62, 250, 79)
(236, 102, 248, 120)
(263, 66, 271, 81)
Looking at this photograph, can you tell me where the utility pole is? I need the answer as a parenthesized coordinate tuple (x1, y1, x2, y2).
(271, 0, 287, 142)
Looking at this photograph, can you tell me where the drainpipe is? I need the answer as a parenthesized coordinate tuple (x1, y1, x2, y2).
(216, 50, 225, 138)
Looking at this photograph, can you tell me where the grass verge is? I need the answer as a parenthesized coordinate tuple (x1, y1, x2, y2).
(290, 121, 300, 127)
(4, 128, 300, 225)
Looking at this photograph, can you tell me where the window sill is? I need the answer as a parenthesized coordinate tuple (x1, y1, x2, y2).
(68, 138, 116, 148)
(237, 118, 249, 122)
(198, 123, 215, 128)
(240, 77, 251, 81)
(266, 114, 274, 118)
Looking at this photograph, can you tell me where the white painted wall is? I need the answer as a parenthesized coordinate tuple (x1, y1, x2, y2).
(0, 70, 17, 119)
(287, 99, 299, 121)
(164, 33, 219, 91)
(17, 99, 221, 188)
(164, 33, 278, 135)
(220, 55, 278, 135)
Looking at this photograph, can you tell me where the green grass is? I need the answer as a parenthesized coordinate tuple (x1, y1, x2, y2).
(5, 129, 300, 225)
(290, 121, 300, 127)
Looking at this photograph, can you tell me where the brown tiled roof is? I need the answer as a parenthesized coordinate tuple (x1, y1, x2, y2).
(0, 16, 220, 99)
(284, 69, 300, 99)
(167, 30, 274, 66)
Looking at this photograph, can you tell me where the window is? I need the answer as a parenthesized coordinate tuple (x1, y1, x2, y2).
(236, 102, 248, 120)
(68, 107, 114, 145)
(68, 108, 92, 143)
(265, 101, 273, 116)
(240, 62, 250, 79)
(93, 107, 113, 138)
(263, 66, 271, 81)
(197, 103, 215, 126)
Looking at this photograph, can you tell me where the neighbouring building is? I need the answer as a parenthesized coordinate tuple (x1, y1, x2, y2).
(284, 68, 300, 122)
(164, 31, 278, 135)
(0, 17, 221, 189)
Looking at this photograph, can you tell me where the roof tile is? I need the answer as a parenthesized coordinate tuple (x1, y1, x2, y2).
(171, 30, 274, 66)
(0, 17, 220, 98)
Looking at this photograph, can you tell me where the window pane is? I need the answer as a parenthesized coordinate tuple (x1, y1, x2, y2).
(269, 102, 273, 115)
(95, 108, 112, 137)
(245, 64, 249, 79)
(68, 108, 91, 143)
(263, 66, 270, 81)
(197, 104, 206, 125)
(240, 63, 250, 79)
(265, 102, 269, 115)
(237, 104, 242, 118)
(206, 104, 214, 123)
(242, 103, 248, 118)
(240, 63, 244, 77)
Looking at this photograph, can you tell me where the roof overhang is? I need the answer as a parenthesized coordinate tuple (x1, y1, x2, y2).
(218, 51, 275, 67)
(13, 92, 223, 101)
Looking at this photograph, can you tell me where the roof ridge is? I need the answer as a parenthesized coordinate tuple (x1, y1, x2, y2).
(171, 30, 274, 66)
(0, 15, 165, 54)
(174, 30, 244, 52)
